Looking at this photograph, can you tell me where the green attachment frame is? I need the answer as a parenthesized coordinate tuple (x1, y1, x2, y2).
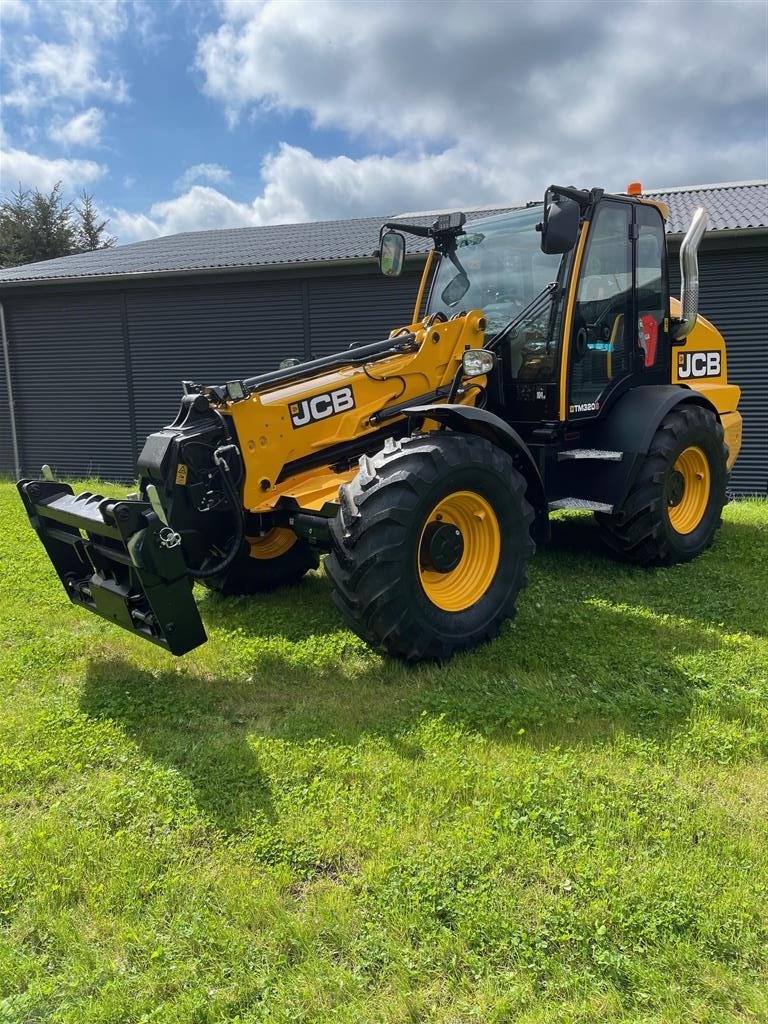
(17, 478, 206, 656)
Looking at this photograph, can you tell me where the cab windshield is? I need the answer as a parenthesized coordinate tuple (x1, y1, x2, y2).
(428, 206, 563, 335)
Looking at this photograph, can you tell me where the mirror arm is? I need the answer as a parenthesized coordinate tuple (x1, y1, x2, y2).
(447, 247, 467, 278)
(380, 220, 467, 251)
(547, 184, 599, 210)
(381, 221, 433, 238)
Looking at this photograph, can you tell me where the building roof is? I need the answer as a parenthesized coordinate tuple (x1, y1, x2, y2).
(0, 181, 765, 287)
(0, 208, 513, 287)
(643, 180, 768, 234)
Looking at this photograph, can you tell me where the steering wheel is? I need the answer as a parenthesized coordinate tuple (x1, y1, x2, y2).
(573, 326, 589, 362)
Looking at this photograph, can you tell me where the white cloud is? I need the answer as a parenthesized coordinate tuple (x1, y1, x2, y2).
(109, 185, 251, 242)
(3, 0, 129, 110)
(105, 143, 514, 243)
(249, 144, 514, 224)
(152, 185, 254, 233)
(0, 143, 106, 192)
(58, 0, 767, 247)
(107, 208, 163, 243)
(104, 128, 768, 246)
(48, 107, 105, 148)
(174, 163, 232, 193)
(0, 0, 30, 25)
(197, 0, 768, 196)
(128, 0, 169, 51)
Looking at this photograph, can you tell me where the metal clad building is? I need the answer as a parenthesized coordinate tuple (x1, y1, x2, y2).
(1, 183, 766, 493)
(669, 241, 768, 496)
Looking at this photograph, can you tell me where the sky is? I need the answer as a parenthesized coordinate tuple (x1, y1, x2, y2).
(1, 0, 766, 246)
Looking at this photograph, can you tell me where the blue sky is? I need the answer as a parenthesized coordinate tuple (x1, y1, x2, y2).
(1, 0, 766, 245)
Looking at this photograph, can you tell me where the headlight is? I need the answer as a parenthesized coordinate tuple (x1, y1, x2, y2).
(461, 349, 496, 378)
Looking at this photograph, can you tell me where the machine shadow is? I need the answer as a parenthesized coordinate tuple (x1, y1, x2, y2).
(80, 660, 277, 834)
(80, 563, 728, 834)
(196, 572, 344, 643)
(78, 509, 759, 833)
(545, 513, 768, 638)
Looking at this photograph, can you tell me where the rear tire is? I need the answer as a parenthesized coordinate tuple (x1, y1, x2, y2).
(595, 404, 727, 565)
(202, 529, 318, 596)
(326, 433, 535, 661)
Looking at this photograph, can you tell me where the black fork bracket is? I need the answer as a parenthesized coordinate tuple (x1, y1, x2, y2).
(17, 479, 207, 656)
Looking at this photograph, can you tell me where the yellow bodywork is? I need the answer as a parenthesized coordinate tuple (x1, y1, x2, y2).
(222, 310, 487, 513)
(669, 296, 742, 468)
(558, 218, 590, 418)
(220, 217, 742, 520)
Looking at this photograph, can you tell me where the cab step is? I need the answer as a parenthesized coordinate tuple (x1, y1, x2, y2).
(549, 497, 614, 513)
(557, 449, 624, 461)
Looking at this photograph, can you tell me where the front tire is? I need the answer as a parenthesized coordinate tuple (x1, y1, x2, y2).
(595, 404, 727, 565)
(326, 433, 535, 661)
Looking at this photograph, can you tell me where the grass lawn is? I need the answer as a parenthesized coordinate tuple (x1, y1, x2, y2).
(0, 479, 766, 1023)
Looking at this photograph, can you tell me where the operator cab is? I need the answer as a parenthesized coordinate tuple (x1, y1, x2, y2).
(400, 188, 670, 431)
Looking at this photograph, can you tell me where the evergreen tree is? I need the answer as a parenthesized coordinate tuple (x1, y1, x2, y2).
(75, 191, 116, 252)
(0, 183, 117, 268)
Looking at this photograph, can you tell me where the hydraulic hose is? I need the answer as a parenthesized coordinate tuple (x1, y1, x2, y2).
(187, 443, 246, 580)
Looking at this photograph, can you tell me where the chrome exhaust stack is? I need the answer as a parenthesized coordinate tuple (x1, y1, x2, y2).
(674, 206, 708, 340)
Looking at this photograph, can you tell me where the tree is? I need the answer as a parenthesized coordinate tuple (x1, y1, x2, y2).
(0, 182, 117, 268)
(75, 190, 116, 252)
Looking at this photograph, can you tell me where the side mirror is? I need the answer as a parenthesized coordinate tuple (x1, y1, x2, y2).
(379, 230, 405, 277)
(539, 190, 580, 254)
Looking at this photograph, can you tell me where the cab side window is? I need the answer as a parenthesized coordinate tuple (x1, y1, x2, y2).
(636, 204, 666, 369)
(569, 201, 632, 409)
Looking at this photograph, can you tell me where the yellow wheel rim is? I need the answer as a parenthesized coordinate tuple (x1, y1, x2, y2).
(667, 446, 711, 535)
(246, 528, 297, 560)
(418, 490, 501, 612)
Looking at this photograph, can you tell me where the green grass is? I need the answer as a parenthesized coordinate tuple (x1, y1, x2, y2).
(1, 479, 767, 1023)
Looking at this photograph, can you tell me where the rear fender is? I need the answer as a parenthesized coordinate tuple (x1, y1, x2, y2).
(590, 385, 720, 509)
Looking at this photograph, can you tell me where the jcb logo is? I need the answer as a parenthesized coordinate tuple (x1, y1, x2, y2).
(289, 386, 356, 428)
(678, 351, 721, 379)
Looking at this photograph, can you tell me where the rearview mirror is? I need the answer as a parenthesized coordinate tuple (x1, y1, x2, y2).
(379, 230, 405, 277)
(441, 271, 470, 307)
(539, 190, 580, 254)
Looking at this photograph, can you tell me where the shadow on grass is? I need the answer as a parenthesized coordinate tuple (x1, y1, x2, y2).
(197, 572, 344, 643)
(545, 513, 768, 639)
(79, 513, 741, 832)
(80, 661, 277, 833)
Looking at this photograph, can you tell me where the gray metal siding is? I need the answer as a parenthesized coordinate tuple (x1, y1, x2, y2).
(670, 247, 767, 494)
(126, 280, 305, 450)
(307, 269, 424, 356)
(0, 330, 12, 476)
(1, 249, 764, 494)
(4, 292, 134, 480)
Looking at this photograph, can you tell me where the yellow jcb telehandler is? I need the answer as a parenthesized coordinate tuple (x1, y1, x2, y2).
(18, 183, 742, 660)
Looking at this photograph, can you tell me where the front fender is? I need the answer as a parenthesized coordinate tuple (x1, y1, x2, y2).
(405, 403, 548, 537)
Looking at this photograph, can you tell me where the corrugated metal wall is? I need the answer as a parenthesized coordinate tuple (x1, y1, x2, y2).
(669, 246, 767, 495)
(1, 250, 764, 493)
(126, 280, 307, 455)
(3, 292, 134, 480)
(0, 320, 12, 476)
(0, 267, 423, 481)
(307, 272, 423, 357)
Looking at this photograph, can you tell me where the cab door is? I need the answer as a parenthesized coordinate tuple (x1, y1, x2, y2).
(565, 198, 667, 419)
